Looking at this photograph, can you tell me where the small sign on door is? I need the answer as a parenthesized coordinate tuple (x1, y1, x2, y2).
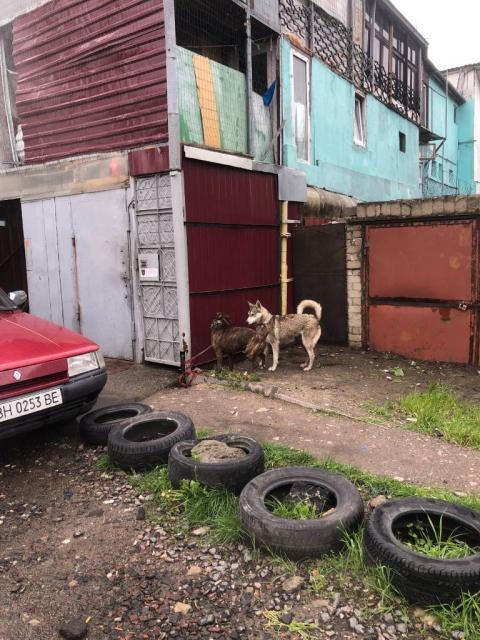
(138, 252, 160, 282)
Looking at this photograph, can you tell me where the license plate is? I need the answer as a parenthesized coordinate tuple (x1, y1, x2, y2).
(0, 388, 63, 423)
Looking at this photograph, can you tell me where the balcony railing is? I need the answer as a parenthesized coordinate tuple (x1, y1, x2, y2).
(280, 0, 420, 125)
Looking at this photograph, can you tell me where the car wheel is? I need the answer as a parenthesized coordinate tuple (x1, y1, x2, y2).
(168, 435, 264, 494)
(364, 497, 480, 604)
(239, 467, 364, 559)
(79, 403, 152, 446)
(107, 411, 196, 471)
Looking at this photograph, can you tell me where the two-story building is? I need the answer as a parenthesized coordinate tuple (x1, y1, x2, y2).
(0, 0, 476, 367)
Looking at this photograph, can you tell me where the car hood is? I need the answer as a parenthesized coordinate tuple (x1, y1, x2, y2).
(0, 310, 99, 371)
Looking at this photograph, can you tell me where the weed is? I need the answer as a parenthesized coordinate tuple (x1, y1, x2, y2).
(263, 610, 319, 639)
(96, 453, 117, 471)
(214, 368, 260, 388)
(403, 514, 480, 560)
(267, 496, 320, 520)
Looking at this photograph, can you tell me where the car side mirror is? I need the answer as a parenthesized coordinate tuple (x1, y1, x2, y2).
(9, 290, 28, 307)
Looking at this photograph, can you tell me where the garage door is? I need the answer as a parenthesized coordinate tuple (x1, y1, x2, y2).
(366, 220, 478, 365)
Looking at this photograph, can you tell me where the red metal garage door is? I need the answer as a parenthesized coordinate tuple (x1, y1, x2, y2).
(366, 220, 478, 365)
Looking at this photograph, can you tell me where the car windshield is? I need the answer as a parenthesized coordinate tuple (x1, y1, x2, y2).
(0, 288, 15, 311)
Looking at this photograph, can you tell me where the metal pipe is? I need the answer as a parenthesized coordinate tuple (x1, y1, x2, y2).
(370, 0, 377, 88)
(280, 201, 289, 316)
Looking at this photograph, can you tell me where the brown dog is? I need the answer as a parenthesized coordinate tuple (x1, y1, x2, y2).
(210, 312, 265, 371)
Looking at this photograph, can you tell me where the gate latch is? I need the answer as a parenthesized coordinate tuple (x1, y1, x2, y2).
(458, 302, 469, 311)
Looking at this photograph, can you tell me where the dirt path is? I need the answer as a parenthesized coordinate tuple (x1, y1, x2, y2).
(149, 384, 480, 494)
(229, 345, 480, 420)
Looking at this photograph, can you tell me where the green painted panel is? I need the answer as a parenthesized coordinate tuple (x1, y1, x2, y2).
(210, 60, 248, 154)
(177, 47, 204, 145)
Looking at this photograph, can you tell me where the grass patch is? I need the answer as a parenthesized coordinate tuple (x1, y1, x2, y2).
(130, 467, 243, 544)
(433, 592, 480, 640)
(127, 439, 480, 640)
(368, 383, 480, 449)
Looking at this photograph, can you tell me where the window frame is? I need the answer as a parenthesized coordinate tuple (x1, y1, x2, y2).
(291, 48, 311, 163)
(353, 93, 367, 147)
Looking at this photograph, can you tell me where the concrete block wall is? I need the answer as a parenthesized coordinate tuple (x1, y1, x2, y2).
(346, 224, 363, 347)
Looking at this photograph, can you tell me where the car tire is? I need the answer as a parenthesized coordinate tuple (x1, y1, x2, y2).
(364, 497, 480, 604)
(79, 403, 152, 446)
(107, 411, 196, 471)
(168, 435, 264, 494)
(239, 467, 364, 559)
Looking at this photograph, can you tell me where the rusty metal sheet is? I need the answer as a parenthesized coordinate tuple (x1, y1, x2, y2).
(128, 146, 169, 176)
(369, 304, 472, 364)
(13, 0, 167, 163)
(368, 223, 474, 301)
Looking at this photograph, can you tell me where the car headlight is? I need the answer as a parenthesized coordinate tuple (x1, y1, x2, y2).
(68, 350, 105, 377)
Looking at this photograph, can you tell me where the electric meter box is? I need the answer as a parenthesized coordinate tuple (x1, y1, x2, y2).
(138, 252, 160, 282)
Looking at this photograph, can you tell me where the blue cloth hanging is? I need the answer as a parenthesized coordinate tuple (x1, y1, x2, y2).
(263, 80, 276, 107)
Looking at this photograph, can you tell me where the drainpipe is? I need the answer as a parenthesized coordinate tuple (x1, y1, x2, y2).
(280, 201, 289, 316)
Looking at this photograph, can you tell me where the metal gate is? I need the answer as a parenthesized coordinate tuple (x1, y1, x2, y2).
(292, 223, 348, 344)
(135, 174, 180, 366)
(22, 190, 134, 360)
(366, 219, 478, 365)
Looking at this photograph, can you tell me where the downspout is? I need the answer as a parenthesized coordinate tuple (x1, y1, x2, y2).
(280, 201, 289, 316)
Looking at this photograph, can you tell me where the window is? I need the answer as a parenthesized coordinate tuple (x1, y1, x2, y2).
(454, 106, 457, 124)
(364, 0, 419, 94)
(399, 131, 406, 152)
(292, 51, 309, 162)
(354, 94, 366, 146)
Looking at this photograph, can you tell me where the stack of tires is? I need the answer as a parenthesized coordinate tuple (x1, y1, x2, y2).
(79, 404, 480, 604)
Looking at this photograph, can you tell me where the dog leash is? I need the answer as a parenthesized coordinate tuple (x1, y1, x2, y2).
(178, 344, 214, 388)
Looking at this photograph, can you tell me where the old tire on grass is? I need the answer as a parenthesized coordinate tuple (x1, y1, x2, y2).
(239, 467, 364, 559)
(79, 403, 152, 446)
(168, 435, 264, 494)
(364, 497, 480, 604)
(107, 411, 195, 471)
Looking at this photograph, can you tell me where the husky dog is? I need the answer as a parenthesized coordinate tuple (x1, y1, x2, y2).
(211, 312, 265, 372)
(246, 300, 322, 372)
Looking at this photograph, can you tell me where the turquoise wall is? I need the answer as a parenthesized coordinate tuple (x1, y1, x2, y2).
(457, 99, 475, 192)
(281, 38, 421, 202)
(427, 77, 459, 194)
(426, 78, 475, 195)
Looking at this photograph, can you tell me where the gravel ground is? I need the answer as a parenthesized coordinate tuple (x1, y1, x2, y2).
(0, 429, 452, 640)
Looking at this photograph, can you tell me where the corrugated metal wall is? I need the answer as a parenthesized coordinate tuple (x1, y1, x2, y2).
(12, 0, 167, 164)
(183, 159, 282, 359)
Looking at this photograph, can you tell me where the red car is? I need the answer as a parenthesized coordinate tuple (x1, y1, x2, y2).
(0, 288, 107, 440)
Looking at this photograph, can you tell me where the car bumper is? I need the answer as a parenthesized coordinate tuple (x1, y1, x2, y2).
(0, 368, 107, 440)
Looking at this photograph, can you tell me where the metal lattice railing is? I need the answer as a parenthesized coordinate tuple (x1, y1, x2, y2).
(280, 0, 421, 124)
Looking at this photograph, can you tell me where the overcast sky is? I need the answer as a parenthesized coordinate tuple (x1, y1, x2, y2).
(392, 0, 480, 70)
